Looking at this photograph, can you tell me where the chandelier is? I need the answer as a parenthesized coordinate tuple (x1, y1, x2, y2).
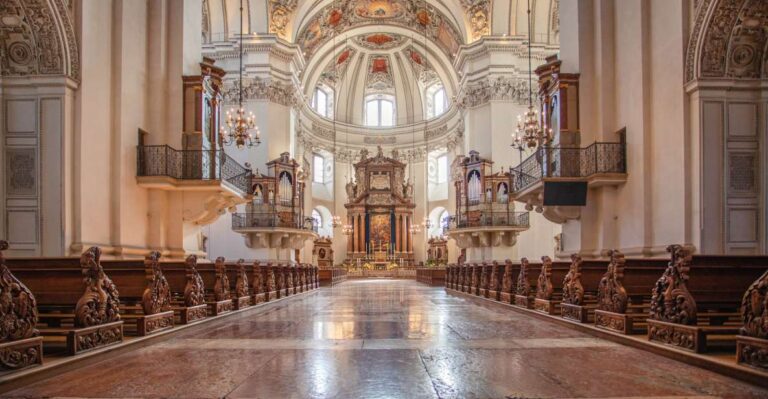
(422, 216, 432, 230)
(220, 0, 260, 149)
(513, 0, 552, 150)
(331, 215, 343, 228)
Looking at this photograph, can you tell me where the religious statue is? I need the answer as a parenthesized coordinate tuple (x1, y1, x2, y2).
(376, 145, 384, 158)
(403, 180, 414, 199)
(345, 180, 357, 200)
(390, 149, 400, 161)
(359, 148, 369, 161)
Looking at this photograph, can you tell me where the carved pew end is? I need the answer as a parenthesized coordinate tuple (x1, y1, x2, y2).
(594, 310, 640, 335)
(175, 304, 208, 324)
(514, 295, 534, 309)
(560, 303, 591, 323)
(233, 296, 251, 310)
(534, 298, 559, 315)
(647, 319, 739, 354)
(41, 320, 124, 356)
(736, 335, 768, 370)
(0, 336, 44, 371)
(500, 292, 514, 304)
(207, 300, 234, 316)
(130, 311, 175, 336)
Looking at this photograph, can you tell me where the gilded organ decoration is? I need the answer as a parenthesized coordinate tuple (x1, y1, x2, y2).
(345, 146, 415, 265)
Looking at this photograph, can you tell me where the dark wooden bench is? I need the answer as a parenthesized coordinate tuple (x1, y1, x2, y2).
(645, 245, 767, 353)
(737, 268, 768, 370)
(531, 256, 570, 315)
(226, 259, 252, 310)
(0, 241, 44, 372)
(319, 267, 347, 286)
(514, 258, 542, 309)
(196, 257, 234, 316)
(7, 247, 125, 356)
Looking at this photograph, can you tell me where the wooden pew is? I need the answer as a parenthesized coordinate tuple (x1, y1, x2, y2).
(8, 247, 124, 355)
(645, 245, 767, 353)
(559, 255, 613, 323)
(196, 257, 234, 316)
(486, 261, 505, 301)
(737, 268, 768, 370)
(532, 256, 570, 315)
(227, 259, 252, 310)
(0, 241, 43, 371)
(251, 260, 267, 304)
(514, 258, 542, 309)
(499, 260, 516, 304)
(318, 267, 347, 286)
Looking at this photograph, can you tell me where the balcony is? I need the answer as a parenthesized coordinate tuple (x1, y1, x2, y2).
(136, 145, 251, 224)
(445, 211, 530, 249)
(510, 142, 627, 223)
(232, 211, 319, 249)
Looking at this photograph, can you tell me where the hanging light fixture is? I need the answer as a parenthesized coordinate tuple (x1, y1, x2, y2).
(329, 0, 343, 230)
(513, 0, 552, 149)
(220, 0, 260, 149)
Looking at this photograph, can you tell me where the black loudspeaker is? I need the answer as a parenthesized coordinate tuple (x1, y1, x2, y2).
(543, 181, 588, 206)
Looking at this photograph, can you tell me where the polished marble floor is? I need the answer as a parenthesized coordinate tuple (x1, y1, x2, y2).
(5, 280, 767, 398)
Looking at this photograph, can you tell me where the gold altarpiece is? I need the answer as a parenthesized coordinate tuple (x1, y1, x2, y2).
(344, 147, 415, 265)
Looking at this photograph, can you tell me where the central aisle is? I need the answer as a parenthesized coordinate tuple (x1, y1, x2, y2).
(6, 280, 767, 398)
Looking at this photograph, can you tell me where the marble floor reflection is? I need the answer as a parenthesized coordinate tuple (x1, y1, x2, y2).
(5, 280, 767, 398)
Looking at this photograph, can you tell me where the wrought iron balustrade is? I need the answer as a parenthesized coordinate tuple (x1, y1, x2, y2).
(446, 211, 530, 231)
(232, 212, 318, 233)
(137, 145, 251, 194)
(510, 142, 626, 193)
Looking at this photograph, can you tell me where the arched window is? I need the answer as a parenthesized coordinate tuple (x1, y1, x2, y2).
(312, 209, 322, 231)
(364, 94, 395, 127)
(312, 86, 333, 118)
(428, 207, 451, 237)
(426, 83, 447, 118)
(313, 154, 325, 184)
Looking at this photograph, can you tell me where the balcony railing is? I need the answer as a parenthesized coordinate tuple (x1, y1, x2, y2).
(232, 212, 318, 233)
(447, 211, 530, 231)
(511, 142, 626, 193)
(137, 145, 251, 194)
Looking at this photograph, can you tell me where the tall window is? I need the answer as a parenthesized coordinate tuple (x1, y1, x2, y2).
(426, 83, 447, 118)
(312, 86, 333, 118)
(313, 154, 324, 183)
(437, 154, 448, 183)
(312, 209, 322, 231)
(364, 95, 395, 127)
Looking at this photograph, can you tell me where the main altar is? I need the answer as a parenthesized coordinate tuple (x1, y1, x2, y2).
(345, 146, 415, 267)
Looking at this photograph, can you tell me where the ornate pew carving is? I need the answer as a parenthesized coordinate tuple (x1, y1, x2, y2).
(233, 259, 251, 310)
(209, 257, 233, 315)
(252, 260, 266, 304)
(500, 259, 515, 303)
(561, 254, 588, 322)
(470, 263, 479, 295)
(534, 256, 557, 315)
(68, 247, 123, 355)
(488, 261, 501, 301)
(138, 251, 174, 335)
(180, 255, 207, 324)
(266, 262, 277, 300)
(514, 258, 534, 308)
(0, 240, 43, 370)
(647, 245, 701, 351)
(594, 250, 633, 333)
(737, 269, 768, 370)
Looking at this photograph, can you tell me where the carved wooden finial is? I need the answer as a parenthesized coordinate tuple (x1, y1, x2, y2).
(252, 260, 263, 295)
(516, 258, 530, 296)
(649, 245, 697, 324)
(536, 256, 554, 300)
(0, 240, 39, 342)
(75, 247, 120, 327)
(183, 254, 205, 307)
(597, 250, 628, 313)
(502, 259, 514, 293)
(213, 257, 230, 301)
(142, 251, 171, 315)
(741, 269, 768, 339)
(490, 260, 500, 291)
(266, 262, 277, 293)
(235, 259, 250, 298)
(563, 254, 584, 305)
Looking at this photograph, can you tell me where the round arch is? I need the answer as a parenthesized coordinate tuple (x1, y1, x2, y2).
(428, 206, 450, 237)
(312, 205, 334, 237)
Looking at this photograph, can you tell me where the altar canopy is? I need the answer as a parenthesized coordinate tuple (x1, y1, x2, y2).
(344, 146, 416, 264)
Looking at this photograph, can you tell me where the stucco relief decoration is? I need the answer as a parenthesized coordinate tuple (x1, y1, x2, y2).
(320, 47, 356, 85)
(296, 0, 463, 59)
(460, 0, 490, 40)
(354, 33, 406, 49)
(458, 77, 529, 108)
(403, 46, 438, 85)
(698, 0, 746, 78)
(424, 125, 448, 140)
(202, 0, 210, 42)
(725, 0, 768, 78)
(0, 0, 79, 80)
(222, 78, 299, 106)
(366, 55, 395, 92)
(6, 148, 36, 196)
(269, 0, 298, 39)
